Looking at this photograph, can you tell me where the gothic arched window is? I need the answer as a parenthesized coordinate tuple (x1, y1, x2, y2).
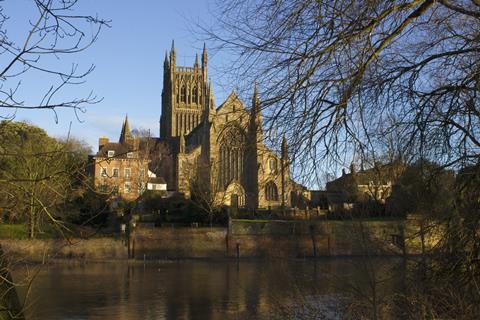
(269, 158, 277, 173)
(265, 181, 278, 201)
(192, 86, 198, 104)
(218, 125, 246, 190)
(181, 85, 187, 103)
(176, 83, 179, 103)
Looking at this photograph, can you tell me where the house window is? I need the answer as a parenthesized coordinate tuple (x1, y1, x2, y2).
(100, 167, 107, 177)
(112, 185, 119, 195)
(124, 182, 131, 193)
(127, 152, 134, 158)
(124, 168, 131, 179)
(99, 184, 108, 193)
(107, 150, 115, 157)
(112, 168, 119, 178)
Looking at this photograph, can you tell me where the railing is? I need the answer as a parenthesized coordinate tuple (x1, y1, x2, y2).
(175, 66, 195, 72)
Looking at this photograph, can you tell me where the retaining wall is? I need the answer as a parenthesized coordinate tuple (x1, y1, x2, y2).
(130, 217, 440, 259)
(132, 227, 227, 259)
(1, 238, 127, 262)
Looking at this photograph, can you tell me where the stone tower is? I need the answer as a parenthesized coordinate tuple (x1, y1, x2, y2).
(160, 41, 212, 138)
(246, 84, 263, 208)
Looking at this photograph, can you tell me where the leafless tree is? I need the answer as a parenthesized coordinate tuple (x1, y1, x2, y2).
(203, 0, 480, 317)
(204, 0, 480, 183)
(0, 0, 110, 121)
(0, 1, 108, 318)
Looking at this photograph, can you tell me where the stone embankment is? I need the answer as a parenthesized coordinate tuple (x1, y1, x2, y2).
(1, 216, 441, 260)
(131, 216, 441, 259)
(1, 238, 127, 262)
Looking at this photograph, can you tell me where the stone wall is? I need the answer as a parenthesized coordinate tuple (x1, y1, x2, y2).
(1, 238, 127, 262)
(131, 217, 441, 259)
(228, 219, 411, 258)
(132, 227, 227, 259)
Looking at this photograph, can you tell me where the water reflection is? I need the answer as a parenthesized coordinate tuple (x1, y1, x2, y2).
(14, 258, 405, 320)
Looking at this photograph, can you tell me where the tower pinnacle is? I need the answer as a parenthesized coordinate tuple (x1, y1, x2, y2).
(202, 42, 208, 79)
(170, 40, 176, 66)
(119, 114, 131, 144)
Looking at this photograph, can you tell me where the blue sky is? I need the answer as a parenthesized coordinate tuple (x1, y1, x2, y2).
(4, 0, 232, 150)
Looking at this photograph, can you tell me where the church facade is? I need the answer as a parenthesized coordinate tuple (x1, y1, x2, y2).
(150, 42, 303, 209)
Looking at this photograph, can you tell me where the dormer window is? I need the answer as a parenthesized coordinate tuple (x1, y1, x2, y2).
(127, 152, 134, 158)
(107, 150, 115, 157)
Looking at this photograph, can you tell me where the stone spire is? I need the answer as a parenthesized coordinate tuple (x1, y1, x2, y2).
(194, 53, 199, 69)
(164, 50, 169, 68)
(201, 42, 208, 79)
(246, 84, 262, 209)
(249, 83, 263, 142)
(119, 114, 131, 144)
(170, 40, 176, 67)
(281, 135, 289, 161)
(202, 80, 216, 124)
(208, 79, 215, 110)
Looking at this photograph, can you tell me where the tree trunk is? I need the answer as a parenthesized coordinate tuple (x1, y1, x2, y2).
(0, 246, 25, 320)
(29, 186, 36, 239)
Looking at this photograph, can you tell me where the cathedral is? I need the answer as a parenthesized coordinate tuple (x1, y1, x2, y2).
(94, 42, 306, 209)
(153, 41, 306, 209)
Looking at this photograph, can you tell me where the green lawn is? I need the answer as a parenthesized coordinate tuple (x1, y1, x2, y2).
(0, 224, 29, 239)
(0, 223, 73, 239)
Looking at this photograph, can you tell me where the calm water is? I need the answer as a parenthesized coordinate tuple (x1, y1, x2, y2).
(14, 258, 405, 320)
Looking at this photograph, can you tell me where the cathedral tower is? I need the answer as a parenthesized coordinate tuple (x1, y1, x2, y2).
(160, 41, 211, 138)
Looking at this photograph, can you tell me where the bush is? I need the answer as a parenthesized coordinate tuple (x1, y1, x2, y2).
(67, 190, 111, 227)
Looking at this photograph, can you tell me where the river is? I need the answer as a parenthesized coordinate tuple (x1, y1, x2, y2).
(14, 258, 406, 320)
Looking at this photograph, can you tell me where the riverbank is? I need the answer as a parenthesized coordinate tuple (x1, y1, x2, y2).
(132, 217, 438, 259)
(1, 238, 127, 263)
(1, 216, 441, 262)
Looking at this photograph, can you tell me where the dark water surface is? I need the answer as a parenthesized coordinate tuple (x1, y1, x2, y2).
(14, 258, 405, 320)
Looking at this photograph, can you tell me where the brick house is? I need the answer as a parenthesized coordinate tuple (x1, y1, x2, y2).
(92, 116, 150, 201)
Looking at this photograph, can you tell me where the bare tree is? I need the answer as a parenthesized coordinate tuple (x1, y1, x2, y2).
(204, 0, 480, 317)
(205, 0, 480, 182)
(0, 0, 110, 121)
(0, 1, 108, 318)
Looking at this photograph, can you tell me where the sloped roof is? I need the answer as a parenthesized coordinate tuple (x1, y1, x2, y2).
(94, 142, 133, 159)
(216, 90, 247, 113)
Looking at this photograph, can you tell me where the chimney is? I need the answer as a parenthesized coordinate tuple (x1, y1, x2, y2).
(99, 137, 109, 151)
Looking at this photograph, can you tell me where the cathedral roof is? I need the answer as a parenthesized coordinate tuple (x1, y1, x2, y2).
(216, 90, 247, 112)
